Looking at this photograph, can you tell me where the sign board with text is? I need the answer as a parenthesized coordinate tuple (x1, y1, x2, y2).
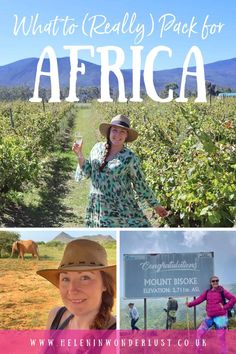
(124, 252, 214, 298)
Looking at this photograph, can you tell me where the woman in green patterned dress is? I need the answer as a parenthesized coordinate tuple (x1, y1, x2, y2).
(72, 114, 169, 227)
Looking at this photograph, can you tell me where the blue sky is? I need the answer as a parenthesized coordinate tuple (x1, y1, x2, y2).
(0, 0, 235, 69)
(12, 228, 116, 242)
(120, 230, 236, 296)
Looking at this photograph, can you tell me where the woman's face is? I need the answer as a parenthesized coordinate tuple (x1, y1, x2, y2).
(109, 126, 128, 147)
(59, 271, 106, 317)
(210, 277, 220, 289)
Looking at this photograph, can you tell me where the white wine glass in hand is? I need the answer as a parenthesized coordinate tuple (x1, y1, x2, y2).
(75, 132, 83, 146)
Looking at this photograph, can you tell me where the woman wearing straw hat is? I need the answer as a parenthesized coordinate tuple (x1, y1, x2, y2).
(72, 114, 169, 227)
(37, 239, 116, 329)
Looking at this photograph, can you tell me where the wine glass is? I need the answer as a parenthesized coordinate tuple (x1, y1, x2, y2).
(75, 132, 83, 146)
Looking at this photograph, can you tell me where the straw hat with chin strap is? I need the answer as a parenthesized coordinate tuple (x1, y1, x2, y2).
(99, 114, 138, 142)
(37, 239, 116, 289)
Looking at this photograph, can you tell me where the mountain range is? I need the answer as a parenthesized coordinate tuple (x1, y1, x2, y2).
(51, 231, 115, 243)
(0, 56, 235, 92)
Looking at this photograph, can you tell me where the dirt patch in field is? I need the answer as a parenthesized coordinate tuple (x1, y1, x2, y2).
(0, 259, 62, 329)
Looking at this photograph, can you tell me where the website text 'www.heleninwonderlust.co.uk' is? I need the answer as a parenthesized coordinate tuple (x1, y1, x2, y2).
(1, 330, 236, 353)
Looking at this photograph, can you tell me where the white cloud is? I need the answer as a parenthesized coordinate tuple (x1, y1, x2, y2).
(121, 231, 174, 254)
(182, 230, 207, 248)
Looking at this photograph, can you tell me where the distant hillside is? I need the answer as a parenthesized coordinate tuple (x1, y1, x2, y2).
(51, 231, 74, 243)
(79, 235, 115, 242)
(0, 56, 236, 92)
(50, 232, 115, 244)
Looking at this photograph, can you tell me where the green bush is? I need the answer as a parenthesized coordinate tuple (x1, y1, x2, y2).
(46, 241, 64, 248)
(96, 99, 236, 227)
(0, 135, 39, 193)
(0, 101, 77, 197)
(0, 231, 20, 257)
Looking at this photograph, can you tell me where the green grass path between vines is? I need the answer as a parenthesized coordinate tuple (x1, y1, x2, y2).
(62, 104, 102, 227)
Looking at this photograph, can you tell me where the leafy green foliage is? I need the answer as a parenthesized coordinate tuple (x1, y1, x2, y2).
(0, 135, 39, 193)
(0, 231, 20, 257)
(0, 86, 101, 102)
(0, 101, 77, 196)
(46, 241, 64, 248)
(95, 98, 236, 227)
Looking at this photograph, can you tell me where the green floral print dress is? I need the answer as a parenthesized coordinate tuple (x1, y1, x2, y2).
(75, 142, 160, 227)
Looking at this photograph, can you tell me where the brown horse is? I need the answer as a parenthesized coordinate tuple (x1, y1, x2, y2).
(11, 240, 39, 260)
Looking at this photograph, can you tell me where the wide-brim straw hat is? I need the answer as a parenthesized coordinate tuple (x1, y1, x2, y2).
(37, 239, 116, 289)
(99, 114, 138, 142)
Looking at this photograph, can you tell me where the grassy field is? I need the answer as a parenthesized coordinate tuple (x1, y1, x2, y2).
(0, 241, 116, 329)
(61, 103, 104, 227)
